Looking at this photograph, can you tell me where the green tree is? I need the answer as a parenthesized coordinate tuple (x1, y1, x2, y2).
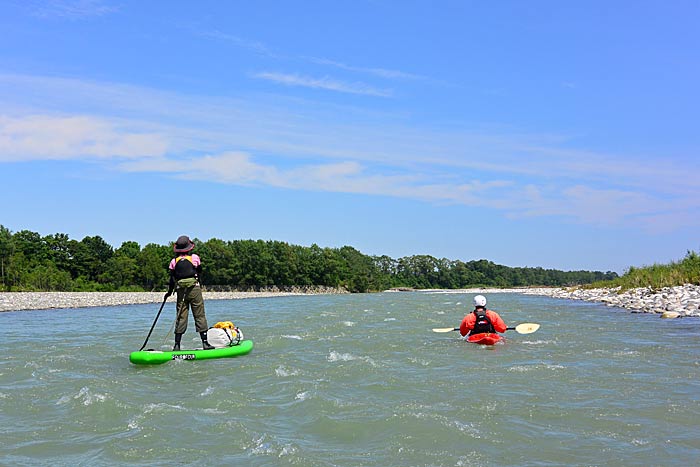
(338, 246, 376, 292)
(22, 264, 72, 291)
(13, 230, 50, 265)
(0, 225, 14, 290)
(290, 244, 317, 286)
(101, 241, 141, 290)
(137, 243, 171, 291)
(320, 246, 344, 287)
(197, 238, 237, 286)
(44, 233, 73, 272)
(116, 241, 141, 258)
(0, 225, 621, 292)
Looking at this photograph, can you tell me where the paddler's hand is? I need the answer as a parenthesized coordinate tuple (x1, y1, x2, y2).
(164, 290, 172, 300)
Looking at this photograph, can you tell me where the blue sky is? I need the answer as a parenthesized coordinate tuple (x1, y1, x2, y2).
(1, 1, 699, 273)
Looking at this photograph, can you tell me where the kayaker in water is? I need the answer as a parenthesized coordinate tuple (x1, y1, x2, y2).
(164, 235, 214, 351)
(459, 295, 507, 337)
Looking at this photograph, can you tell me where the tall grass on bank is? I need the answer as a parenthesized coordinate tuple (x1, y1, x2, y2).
(587, 250, 700, 291)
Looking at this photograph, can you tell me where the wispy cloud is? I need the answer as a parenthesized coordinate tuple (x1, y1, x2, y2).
(120, 151, 478, 202)
(192, 29, 274, 56)
(186, 26, 422, 85)
(510, 184, 662, 223)
(118, 150, 693, 235)
(24, 0, 118, 19)
(0, 115, 167, 161)
(2, 73, 698, 232)
(305, 57, 426, 81)
(252, 72, 393, 97)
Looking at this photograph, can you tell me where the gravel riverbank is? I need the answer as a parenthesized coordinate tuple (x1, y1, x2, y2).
(399, 286, 700, 318)
(523, 284, 700, 318)
(0, 291, 316, 312)
(2, 285, 699, 317)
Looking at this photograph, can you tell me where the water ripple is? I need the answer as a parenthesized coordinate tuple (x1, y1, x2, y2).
(0, 293, 698, 466)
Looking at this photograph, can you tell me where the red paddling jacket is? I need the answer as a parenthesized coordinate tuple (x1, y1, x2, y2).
(459, 308, 507, 337)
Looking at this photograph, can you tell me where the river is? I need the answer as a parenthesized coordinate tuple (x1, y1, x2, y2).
(1, 292, 698, 466)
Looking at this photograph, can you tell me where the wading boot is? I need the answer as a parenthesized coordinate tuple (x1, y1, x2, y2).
(200, 331, 215, 350)
(173, 333, 183, 351)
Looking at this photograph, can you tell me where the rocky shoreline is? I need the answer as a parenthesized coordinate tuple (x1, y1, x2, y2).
(0, 289, 333, 312)
(392, 285, 700, 318)
(1, 285, 698, 317)
(522, 284, 700, 318)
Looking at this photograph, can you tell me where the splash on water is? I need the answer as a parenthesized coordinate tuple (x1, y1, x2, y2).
(327, 351, 357, 362)
(275, 365, 299, 377)
(327, 350, 378, 367)
(508, 363, 566, 372)
(56, 386, 107, 406)
(522, 339, 556, 345)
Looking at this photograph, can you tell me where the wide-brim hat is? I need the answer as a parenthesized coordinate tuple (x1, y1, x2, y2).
(173, 235, 195, 253)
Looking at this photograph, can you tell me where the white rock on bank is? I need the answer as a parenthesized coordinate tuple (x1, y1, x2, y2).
(524, 284, 700, 318)
(0, 291, 309, 312)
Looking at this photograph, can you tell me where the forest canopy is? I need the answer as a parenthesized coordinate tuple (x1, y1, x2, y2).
(0, 225, 617, 293)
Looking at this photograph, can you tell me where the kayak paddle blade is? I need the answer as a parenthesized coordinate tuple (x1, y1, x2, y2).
(432, 327, 458, 333)
(513, 323, 540, 334)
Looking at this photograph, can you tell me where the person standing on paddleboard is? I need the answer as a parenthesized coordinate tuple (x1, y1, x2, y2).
(459, 295, 507, 337)
(164, 235, 214, 351)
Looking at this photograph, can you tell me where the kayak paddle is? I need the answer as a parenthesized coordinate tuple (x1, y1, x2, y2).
(431, 322, 540, 334)
(508, 322, 540, 334)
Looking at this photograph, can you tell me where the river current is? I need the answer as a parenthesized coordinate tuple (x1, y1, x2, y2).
(1, 292, 698, 466)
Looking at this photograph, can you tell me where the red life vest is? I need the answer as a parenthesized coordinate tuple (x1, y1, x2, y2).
(470, 309, 495, 334)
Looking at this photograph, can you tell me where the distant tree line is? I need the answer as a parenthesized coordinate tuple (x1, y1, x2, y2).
(0, 225, 618, 293)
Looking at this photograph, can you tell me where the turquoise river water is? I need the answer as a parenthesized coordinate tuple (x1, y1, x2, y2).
(1, 292, 699, 466)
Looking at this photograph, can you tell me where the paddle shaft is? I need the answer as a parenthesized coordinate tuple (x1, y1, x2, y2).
(138, 296, 168, 351)
(432, 323, 539, 334)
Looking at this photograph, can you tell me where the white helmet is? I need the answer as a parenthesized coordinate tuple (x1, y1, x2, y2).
(473, 295, 487, 307)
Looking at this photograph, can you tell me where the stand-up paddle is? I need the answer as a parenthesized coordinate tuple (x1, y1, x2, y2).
(431, 323, 540, 334)
(138, 295, 169, 351)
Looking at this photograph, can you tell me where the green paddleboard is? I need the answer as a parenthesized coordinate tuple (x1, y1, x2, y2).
(130, 339, 254, 365)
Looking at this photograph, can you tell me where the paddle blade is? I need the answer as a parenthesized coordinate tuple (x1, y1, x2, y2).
(513, 323, 540, 334)
(432, 327, 459, 333)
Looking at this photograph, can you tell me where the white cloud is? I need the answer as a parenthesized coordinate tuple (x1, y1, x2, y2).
(116, 151, 545, 213)
(0, 115, 168, 161)
(2, 73, 698, 232)
(190, 152, 278, 185)
(253, 72, 393, 97)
